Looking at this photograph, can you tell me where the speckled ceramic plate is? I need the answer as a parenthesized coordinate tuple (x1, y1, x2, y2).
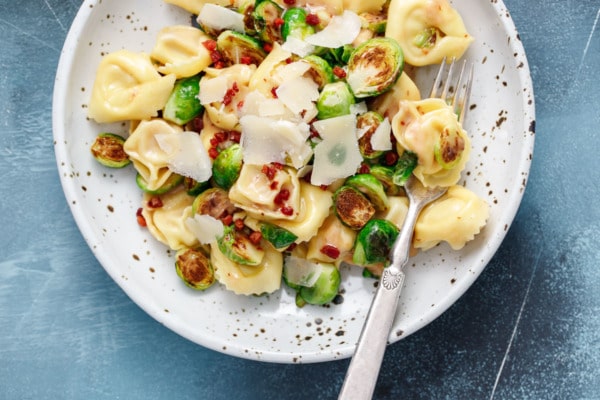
(53, 0, 535, 363)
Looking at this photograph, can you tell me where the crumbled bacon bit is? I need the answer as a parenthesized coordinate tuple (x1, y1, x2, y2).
(271, 86, 279, 98)
(306, 13, 319, 26)
(147, 197, 163, 208)
(222, 82, 240, 106)
(383, 151, 399, 166)
(240, 55, 252, 65)
(320, 244, 340, 259)
(263, 43, 273, 53)
(249, 231, 262, 245)
(280, 205, 294, 216)
(270, 180, 279, 190)
(229, 131, 241, 143)
(221, 214, 233, 226)
(359, 163, 371, 174)
(262, 163, 283, 181)
(208, 147, 219, 159)
(283, 0, 295, 5)
(234, 218, 245, 230)
(333, 66, 347, 79)
(136, 208, 147, 227)
(202, 40, 217, 51)
(274, 188, 290, 205)
(274, 17, 285, 28)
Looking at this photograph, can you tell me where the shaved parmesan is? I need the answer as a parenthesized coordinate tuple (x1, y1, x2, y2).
(305, 11, 362, 48)
(155, 131, 212, 183)
(239, 115, 313, 168)
(311, 114, 362, 186)
(283, 255, 322, 287)
(197, 4, 245, 33)
(185, 214, 224, 244)
(276, 76, 319, 115)
(199, 75, 228, 105)
(370, 117, 393, 151)
(282, 36, 315, 57)
(350, 102, 368, 115)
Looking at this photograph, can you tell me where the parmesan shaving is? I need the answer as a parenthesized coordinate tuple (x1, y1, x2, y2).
(155, 131, 212, 183)
(370, 117, 393, 151)
(197, 4, 245, 34)
(305, 10, 362, 48)
(199, 75, 228, 105)
(185, 214, 224, 244)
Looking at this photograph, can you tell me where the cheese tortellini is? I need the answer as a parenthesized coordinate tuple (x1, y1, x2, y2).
(385, 0, 474, 66)
(88, 50, 176, 123)
(151, 25, 213, 78)
(392, 98, 471, 188)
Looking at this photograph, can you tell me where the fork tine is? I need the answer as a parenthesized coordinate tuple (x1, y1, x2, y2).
(430, 57, 474, 123)
(429, 56, 447, 98)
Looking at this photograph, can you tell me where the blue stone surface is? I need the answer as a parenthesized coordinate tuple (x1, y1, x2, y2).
(1, 1, 599, 399)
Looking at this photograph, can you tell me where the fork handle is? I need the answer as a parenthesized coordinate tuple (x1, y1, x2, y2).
(338, 201, 423, 400)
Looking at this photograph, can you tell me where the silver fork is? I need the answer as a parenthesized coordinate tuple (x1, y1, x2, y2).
(338, 58, 474, 400)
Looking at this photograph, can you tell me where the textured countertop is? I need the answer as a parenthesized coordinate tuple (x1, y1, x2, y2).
(1, 1, 599, 399)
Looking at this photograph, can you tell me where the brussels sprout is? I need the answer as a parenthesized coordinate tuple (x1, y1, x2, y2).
(357, 111, 385, 159)
(183, 176, 210, 196)
(260, 222, 298, 250)
(316, 81, 355, 120)
(392, 151, 418, 186)
(303, 54, 334, 89)
(238, 0, 257, 35)
(282, 255, 321, 290)
(252, 0, 283, 43)
(298, 263, 341, 305)
(192, 187, 236, 218)
(359, 12, 387, 34)
(434, 128, 466, 169)
(216, 30, 267, 66)
(135, 173, 183, 195)
(163, 76, 203, 125)
(326, 44, 354, 65)
(345, 173, 390, 212)
(413, 27, 438, 49)
(175, 247, 215, 290)
(90, 133, 130, 168)
(346, 37, 404, 98)
(352, 219, 399, 266)
(333, 185, 375, 230)
(218, 225, 265, 266)
(281, 7, 315, 42)
(212, 144, 243, 190)
(369, 165, 400, 195)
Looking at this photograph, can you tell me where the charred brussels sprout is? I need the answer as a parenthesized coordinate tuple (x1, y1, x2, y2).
(238, 0, 257, 35)
(352, 219, 399, 266)
(413, 27, 439, 49)
(218, 225, 265, 266)
(212, 144, 243, 190)
(369, 165, 400, 195)
(298, 263, 341, 305)
(90, 133, 130, 168)
(192, 187, 236, 219)
(183, 177, 210, 196)
(135, 173, 183, 195)
(434, 128, 466, 169)
(175, 247, 215, 290)
(327, 44, 354, 65)
(334, 185, 375, 230)
(316, 81, 355, 120)
(216, 30, 267, 66)
(252, 0, 283, 43)
(357, 111, 385, 159)
(345, 173, 390, 212)
(281, 7, 315, 42)
(346, 37, 404, 98)
(303, 55, 334, 89)
(163, 76, 203, 125)
(392, 151, 418, 186)
(359, 12, 387, 34)
(260, 222, 297, 250)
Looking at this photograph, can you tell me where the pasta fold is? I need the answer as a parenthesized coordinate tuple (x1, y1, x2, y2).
(151, 25, 212, 78)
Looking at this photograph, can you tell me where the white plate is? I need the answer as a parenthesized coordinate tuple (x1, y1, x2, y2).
(53, 0, 535, 363)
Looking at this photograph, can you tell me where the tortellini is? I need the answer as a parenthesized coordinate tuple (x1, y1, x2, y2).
(369, 72, 422, 120)
(123, 118, 183, 192)
(385, 0, 474, 66)
(88, 50, 176, 123)
(163, 0, 233, 15)
(414, 185, 489, 251)
(142, 186, 199, 251)
(211, 241, 283, 295)
(392, 98, 471, 188)
(151, 25, 212, 78)
(306, 214, 357, 264)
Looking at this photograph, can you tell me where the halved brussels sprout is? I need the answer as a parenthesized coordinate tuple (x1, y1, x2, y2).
(333, 185, 375, 230)
(238, 0, 257, 35)
(369, 165, 400, 195)
(434, 128, 466, 170)
(357, 111, 385, 159)
(183, 177, 210, 196)
(163, 76, 203, 125)
(303, 54, 334, 89)
(413, 27, 439, 49)
(327, 44, 354, 65)
(352, 219, 399, 266)
(345, 173, 390, 211)
(136, 173, 183, 195)
(359, 12, 387, 34)
(216, 30, 267, 66)
(281, 7, 315, 42)
(346, 37, 404, 98)
(298, 263, 341, 305)
(252, 0, 283, 43)
(260, 222, 298, 250)
(192, 187, 235, 218)
(212, 143, 243, 190)
(175, 247, 215, 290)
(217, 225, 265, 266)
(90, 133, 130, 168)
(316, 81, 355, 120)
(392, 151, 418, 186)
